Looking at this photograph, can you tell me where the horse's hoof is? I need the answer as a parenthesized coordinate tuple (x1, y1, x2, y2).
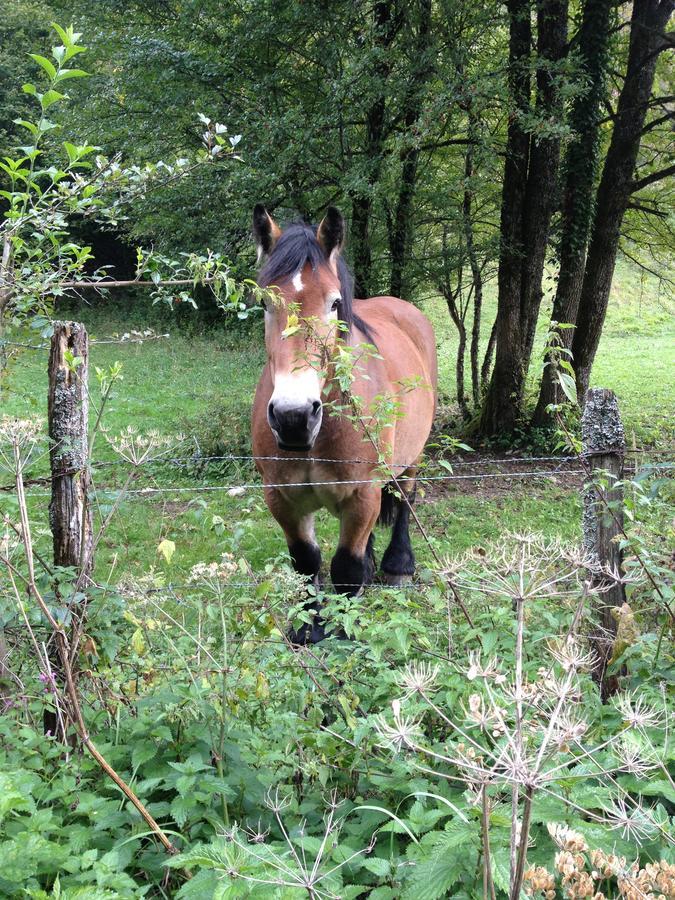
(288, 620, 327, 646)
(329, 625, 349, 641)
(380, 571, 413, 587)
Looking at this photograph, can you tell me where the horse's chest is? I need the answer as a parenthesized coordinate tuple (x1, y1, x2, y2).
(275, 464, 346, 516)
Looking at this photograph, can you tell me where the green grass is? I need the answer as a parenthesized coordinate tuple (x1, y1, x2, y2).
(0, 259, 671, 586)
(422, 259, 674, 444)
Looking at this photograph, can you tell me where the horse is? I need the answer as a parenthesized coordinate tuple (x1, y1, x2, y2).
(251, 204, 437, 643)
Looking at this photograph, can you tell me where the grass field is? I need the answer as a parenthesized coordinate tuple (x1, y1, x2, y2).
(1, 260, 672, 586)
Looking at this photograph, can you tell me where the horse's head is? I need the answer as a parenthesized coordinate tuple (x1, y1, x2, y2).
(253, 205, 351, 452)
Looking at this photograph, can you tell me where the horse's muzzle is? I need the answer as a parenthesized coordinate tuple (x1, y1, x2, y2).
(268, 399, 323, 451)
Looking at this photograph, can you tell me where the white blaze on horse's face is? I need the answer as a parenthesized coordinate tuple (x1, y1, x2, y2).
(264, 261, 343, 452)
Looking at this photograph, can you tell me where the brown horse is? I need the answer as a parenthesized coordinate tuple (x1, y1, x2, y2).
(251, 205, 437, 643)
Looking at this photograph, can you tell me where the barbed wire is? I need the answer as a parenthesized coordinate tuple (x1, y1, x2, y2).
(114, 578, 438, 596)
(87, 449, 660, 468)
(0, 333, 171, 351)
(5, 467, 608, 499)
(4, 458, 673, 497)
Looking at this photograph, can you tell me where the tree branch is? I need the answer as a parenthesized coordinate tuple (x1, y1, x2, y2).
(632, 163, 675, 193)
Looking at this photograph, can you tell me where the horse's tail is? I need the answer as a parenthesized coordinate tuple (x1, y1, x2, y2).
(377, 483, 398, 527)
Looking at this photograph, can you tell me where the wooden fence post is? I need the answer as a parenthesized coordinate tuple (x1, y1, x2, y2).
(581, 388, 626, 697)
(46, 321, 93, 737)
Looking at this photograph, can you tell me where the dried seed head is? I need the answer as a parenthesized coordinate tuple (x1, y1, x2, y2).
(466, 651, 506, 684)
(547, 637, 596, 673)
(0, 415, 43, 447)
(264, 787, 292, 813)
(375, 699, 423, 754)
(613, 691, 664, 730)
(547, 823, 588, 853)
(603, 796, 658, 844)
(398, 661, 440, 698)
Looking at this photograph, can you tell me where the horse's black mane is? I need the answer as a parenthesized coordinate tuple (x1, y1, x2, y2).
(257, 222, 374, 342)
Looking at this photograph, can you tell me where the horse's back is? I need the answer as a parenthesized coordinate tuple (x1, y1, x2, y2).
(355, 296, 437, 394)
(354, 296, 437, 466)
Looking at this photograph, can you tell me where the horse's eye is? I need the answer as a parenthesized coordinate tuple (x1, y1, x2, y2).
(331, 297, 342, 312)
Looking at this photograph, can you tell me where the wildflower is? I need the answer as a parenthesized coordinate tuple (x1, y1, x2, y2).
(188, 553, 238, 585)
(106, 425, 181, 465)
(375, 699, 423, 753)
(38, 671, 57, 694)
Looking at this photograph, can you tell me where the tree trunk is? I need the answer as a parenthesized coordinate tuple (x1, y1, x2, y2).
(350, 0, 399, 297)
(464, 111, 484, 407)
(389, 0, 433, 298)
(532, 0, 613, 425)
(520, 0, 568, 365)
(480, 0, 569, 435)
(481, 317, 498, 391)
(480, 0, 532, 435)
(572, 0, 674, 399)
(444, 292, 469, 417)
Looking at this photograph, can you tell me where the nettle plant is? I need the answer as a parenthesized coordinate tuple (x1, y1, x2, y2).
(0, 24, 248, 334)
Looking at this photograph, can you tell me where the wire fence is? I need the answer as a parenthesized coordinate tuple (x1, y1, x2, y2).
(3, 448, 673, 498)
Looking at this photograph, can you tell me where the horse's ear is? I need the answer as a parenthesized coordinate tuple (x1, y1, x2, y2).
(316, 207, 345, 268)
(252, 204, 281, 262)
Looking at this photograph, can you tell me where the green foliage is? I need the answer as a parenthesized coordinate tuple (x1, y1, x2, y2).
(0, 23, 245, 332)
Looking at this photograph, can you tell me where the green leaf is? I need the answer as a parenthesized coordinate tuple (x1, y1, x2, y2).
(132, 741, 158, 771)
(361, 856, 391, 877)
(490, 845, 511, 895)
(557, 370, 577, 403)
(54, 68, 89, 83)
(157, 539, 176, 564)
(29, 54, 57, 80)
(41, 89, 66, 110)
(170, 795, 195, 828)
(13, 119, 39, 136)
(351, 806, 418, 843)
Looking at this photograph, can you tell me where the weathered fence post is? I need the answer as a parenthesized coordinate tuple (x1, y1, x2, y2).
(46, 321, 93, 737)
(581, 388, 626, 697)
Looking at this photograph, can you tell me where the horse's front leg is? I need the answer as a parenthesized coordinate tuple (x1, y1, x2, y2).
(264, 487, 324, 643)
(331, 486, 381, 596)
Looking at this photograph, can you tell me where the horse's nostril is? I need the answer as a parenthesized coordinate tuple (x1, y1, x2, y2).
(311, 400, 322, 417)
(268, 401, 277, 424)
